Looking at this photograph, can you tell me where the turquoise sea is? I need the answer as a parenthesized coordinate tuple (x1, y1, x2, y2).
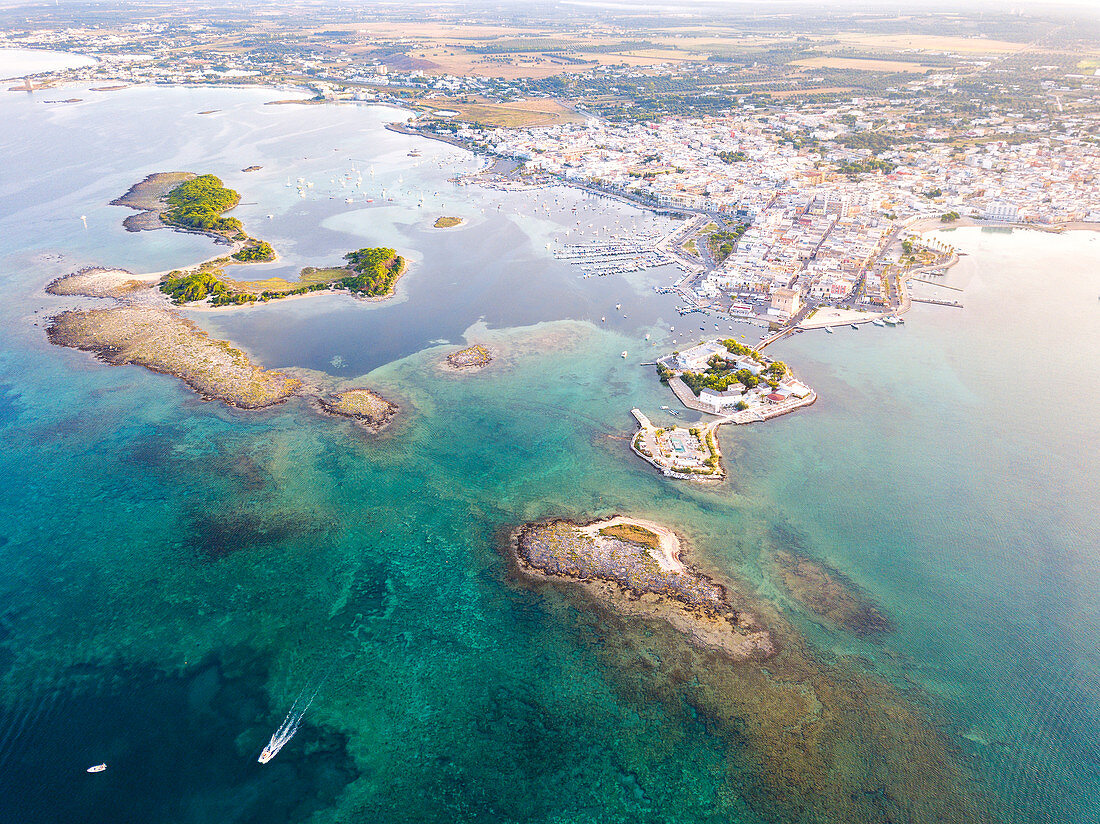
(0, 84, 1098, 823)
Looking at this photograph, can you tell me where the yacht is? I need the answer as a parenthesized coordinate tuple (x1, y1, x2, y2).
(87, 764, 107, 773)
(824, 326, 834, 334)
(872, 318, 886, 327)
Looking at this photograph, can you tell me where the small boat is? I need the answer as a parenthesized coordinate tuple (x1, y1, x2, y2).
(601, 317, 606, 322)
(850, 323, 860, 330)
(825, 326, 834, 334)
(621, 351, 628, 359)
(872, 318, 886, 327)
(87, 764, 107, 773)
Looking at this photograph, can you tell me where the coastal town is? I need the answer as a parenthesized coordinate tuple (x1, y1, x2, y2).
(6, 4, 1100, 823)
(9, 3, 1099, 481)
(9, 6, 1097, 345)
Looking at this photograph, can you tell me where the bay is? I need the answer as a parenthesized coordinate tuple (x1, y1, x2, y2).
(0, 83, 1098, 823)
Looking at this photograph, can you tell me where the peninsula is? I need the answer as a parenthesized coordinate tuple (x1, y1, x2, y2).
(46, 307, 299, 409)
(511, 516, 774, 660)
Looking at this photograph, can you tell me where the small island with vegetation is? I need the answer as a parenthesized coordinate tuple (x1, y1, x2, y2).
(159, 246, 405, 307)
(160, 173, 246, 239)
(444, 343, 492, 370)
(510, 516, 773, 660)
(433, 215, 463, 229)
(111, 172, 276, 264)
(45, 173, 407, 416)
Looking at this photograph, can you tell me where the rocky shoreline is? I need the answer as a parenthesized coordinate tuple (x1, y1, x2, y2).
(509, 516, 774, 661)
(46, 266, 158, 299)
(46, 306, 300, 409)
(110, 171, 196, 232)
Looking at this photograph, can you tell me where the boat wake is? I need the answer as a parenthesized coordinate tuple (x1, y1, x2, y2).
(257, 684, 320, 764)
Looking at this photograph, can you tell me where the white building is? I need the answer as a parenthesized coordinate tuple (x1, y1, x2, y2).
(984, 201, 1019, 222)
(673, 341, 729, 372)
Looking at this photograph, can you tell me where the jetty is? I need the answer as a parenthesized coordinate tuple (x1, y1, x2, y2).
(911, 297, 963, 308)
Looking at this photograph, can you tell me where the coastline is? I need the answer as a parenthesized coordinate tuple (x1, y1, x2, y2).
(6, 75, 1060, 824)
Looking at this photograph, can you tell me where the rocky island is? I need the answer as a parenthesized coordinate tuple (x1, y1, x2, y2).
(444, 344, 492, 370)
(317, 388, 398, 433)
(511, 516, 773, 660)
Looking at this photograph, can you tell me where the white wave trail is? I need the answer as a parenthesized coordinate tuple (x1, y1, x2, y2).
(257, 685, 319, 764)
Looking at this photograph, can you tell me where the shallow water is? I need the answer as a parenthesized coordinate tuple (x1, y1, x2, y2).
(1, 84, 1098, 823)
(0, 47, 96, 80)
